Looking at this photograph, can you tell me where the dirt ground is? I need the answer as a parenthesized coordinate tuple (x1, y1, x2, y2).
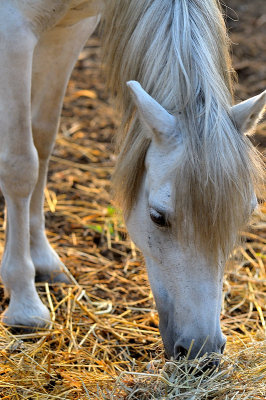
(0, 0, 265, 399)
(224, 0, 266, 149)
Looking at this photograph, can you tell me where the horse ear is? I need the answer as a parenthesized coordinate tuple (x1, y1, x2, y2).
(231, 91, 266, 135)
(127, 80, 176, 142)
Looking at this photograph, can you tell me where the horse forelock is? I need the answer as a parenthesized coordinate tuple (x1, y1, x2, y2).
(102, 0, 263, 261)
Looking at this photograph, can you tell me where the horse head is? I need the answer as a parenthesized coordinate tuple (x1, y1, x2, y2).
(125, 81, 265, 359)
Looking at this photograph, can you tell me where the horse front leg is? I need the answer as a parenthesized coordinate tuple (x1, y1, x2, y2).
(0, 19, 50, 326)
(30, 17, 99, 283)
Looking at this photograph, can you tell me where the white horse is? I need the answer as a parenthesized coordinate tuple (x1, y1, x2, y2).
(0, 0, 265, 361)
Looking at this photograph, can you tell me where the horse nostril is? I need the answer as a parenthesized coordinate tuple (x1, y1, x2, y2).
(200, 358, 220, 372)
(221, 340, 226, 354)
(175, 345, 188, 358)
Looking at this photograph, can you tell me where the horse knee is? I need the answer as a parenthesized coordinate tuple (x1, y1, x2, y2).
(32, 121, 56, 161)
(0, 148, 39, 198)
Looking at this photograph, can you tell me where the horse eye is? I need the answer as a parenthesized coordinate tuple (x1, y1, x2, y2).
(149, 208, 169, 227)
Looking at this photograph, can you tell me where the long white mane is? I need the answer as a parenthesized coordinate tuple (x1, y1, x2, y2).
(102, 0, 262, 260)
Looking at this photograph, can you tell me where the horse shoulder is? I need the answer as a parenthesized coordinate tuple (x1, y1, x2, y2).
(58, 0, 104, 27)
(5, 1, 100, 35)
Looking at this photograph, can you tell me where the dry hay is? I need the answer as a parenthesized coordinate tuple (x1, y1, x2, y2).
(0, 1, 265, 398)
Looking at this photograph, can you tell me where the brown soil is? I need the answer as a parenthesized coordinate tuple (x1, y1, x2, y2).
(0, 1, 265, 398)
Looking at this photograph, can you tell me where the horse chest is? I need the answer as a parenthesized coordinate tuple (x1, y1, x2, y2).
(14, 0, 102, 34)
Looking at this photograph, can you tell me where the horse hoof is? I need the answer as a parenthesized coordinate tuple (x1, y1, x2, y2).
(8, 325, 45, 334)
(1, 303, 51, 328)
(35, 271, 71, 284)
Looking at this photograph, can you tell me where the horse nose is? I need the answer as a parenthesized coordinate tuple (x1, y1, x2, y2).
(221, 340, 226, 354)
(174, 345, 188, 358)
(200, 357, 220, 372)
(174, 336, 227, 361)
(174, 345, 222, 370)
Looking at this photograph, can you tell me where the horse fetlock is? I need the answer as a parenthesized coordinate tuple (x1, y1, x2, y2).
(2, 292, 50, 328)
(31, 235, 70, 283)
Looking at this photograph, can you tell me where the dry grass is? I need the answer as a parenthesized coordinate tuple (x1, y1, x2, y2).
(0, 148, 264, 398)
(0, 198, 265, 399)
(0, 5, 265, 398)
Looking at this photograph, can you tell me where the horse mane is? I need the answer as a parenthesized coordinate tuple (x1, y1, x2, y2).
(102, 0, 262, 260)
